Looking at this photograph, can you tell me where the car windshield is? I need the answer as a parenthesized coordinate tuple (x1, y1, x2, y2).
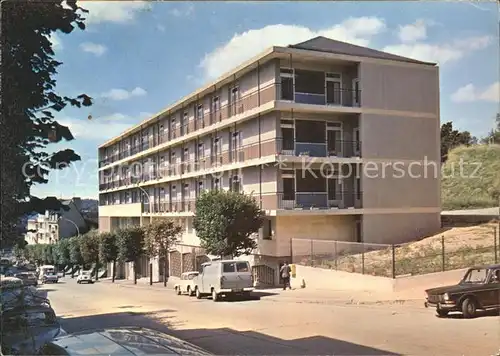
(82, 271, 90, 275)
(462, 268, 488, 284)
(46, 272, 56, 276)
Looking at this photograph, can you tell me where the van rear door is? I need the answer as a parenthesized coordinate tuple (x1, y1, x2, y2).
(221, 261, 252, 291)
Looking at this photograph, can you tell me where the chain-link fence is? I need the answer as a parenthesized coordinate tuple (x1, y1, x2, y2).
(291, 224, 500, 278)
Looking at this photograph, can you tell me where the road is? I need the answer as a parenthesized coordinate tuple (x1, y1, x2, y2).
(42, 278, 499, 355)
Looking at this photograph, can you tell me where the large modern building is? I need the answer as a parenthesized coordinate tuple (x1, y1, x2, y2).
(98, 36, 441, 284)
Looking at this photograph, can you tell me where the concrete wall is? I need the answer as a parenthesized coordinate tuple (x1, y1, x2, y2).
(362, 213, 441, 244)
(359, 62, 439, 114)
(291, 265, 467, 294)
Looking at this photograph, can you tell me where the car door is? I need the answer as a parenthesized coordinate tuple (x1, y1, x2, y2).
(485, 268, 500, 308)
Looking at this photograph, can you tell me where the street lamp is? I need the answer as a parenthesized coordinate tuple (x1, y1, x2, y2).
(136, 184, 152, 227)
(58, 216, 80, 237)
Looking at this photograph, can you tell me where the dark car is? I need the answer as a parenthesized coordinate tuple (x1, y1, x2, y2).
(424, 264, 500, 318)
(39, 327, 213, 355)
(15, 272, 38, 287)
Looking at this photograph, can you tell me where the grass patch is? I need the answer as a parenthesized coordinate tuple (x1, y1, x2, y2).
(442, 144, 500, 210)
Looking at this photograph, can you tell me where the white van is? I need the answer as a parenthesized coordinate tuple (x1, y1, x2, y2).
(37, 265, 56, 279)
(193, 260, 254, 301)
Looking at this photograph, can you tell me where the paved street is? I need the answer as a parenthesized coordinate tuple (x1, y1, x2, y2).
(42, 278, 498, 355)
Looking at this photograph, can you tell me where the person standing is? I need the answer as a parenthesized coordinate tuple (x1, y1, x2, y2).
(280, 262, 292, 290)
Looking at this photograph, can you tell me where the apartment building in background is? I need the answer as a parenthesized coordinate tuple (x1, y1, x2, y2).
(98, 36, 441, 285)
(25, 198, 88, 245)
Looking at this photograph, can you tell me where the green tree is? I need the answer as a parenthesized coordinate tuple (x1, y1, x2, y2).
(193, 190, 265, 258)
(116, 226, 145, 285)
(441, 122, 477, 162)
(79, 230, 100, 280)
(481, 113, 500, 144)
(1, 0, 92, 248)
(56, 239, 71, 274)
(69, 236, 84, 275)
(144, 220, 182, 287)
(99, 232, 119, 283)
(44, 244, 54, 265)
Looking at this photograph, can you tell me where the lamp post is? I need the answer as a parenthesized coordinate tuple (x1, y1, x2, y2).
(136, 184, 153, 227)
(59, 216, 80, 237)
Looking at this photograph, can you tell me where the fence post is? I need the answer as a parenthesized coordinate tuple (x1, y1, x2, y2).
(149, 263, 153, 286)
(361, 244, 365, 275)
(334, 241, 338, 270)
(441, 236, 445, 272)
(494, 226, 498, 264)
(391, 244, 396, 279)
(310, 239, 314, 267)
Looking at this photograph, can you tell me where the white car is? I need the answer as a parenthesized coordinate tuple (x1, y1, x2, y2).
(76, 271, 94, 284)
(174, 271, 199, 296)
(42, 272, 59, 284)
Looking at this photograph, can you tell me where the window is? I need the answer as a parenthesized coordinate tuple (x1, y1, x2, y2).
(236, 262, 249, 272)
(282, 127, 294, 151)
(198, 143, 205, 159)
(328, 178, 337, 200)
(197, 105, 204, 120)
(295, 69, 324, 95)
(356, 177, 361, 200)
(230, 176, 240, 192)
(295, 120, 325, 143)
(213, 137, 222, 154)
(230, 87, 240, 104)
(280, 68, 294, 101)
(296, 169, 326, 192)
(197, 181, 204, 195)
(213, 178, 221, 190)
(283, 177, 295, 200)
(212, 96, 220, 112)
(222, 262, 236, 273)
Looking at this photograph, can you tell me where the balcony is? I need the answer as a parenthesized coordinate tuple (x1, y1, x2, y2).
(143, 199, 196, 214)
(277, 138, 361, 158)
(260, 191, 362, 210)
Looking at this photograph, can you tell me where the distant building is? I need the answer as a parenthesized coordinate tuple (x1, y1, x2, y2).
(25, 197, 88, 245)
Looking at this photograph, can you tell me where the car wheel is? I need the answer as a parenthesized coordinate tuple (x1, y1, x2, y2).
(436, 308, 449, 317)
(196, 287, 202, 299)
(188, 287, 195, 297)
(462, 297, 477, 318)
(77, 281, 80, 284)
(212, 289, 220, 302)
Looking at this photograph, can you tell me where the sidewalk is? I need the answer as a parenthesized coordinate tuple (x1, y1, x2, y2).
(99, 278, 421, 306)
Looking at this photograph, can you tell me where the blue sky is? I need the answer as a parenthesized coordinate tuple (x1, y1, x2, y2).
(34, 1, 499, 199)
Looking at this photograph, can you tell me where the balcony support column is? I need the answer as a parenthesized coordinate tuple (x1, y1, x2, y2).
(257, 60, 260, 106)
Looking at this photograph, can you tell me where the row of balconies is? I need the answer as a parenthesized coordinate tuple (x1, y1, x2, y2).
(99, 83, 360, 168)
(100, 191, 363, 212)
(99, 138, 362, 191)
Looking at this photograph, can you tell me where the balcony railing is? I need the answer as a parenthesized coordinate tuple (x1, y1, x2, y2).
(98, 138, 363, 191)
(278, 83, 360, 108)
(102, 191, 362, 212)
(277, 138, 361, 158)
(261, 191, 362, 210)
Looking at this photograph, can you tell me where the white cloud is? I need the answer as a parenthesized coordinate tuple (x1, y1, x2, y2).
(156, 24, 166, 32)
(59, 113, 135, 140)
(101, 87, 147, 101)
(398, 19, 427, 42)
(79, 42, 107, 56)
(199, 17, 386, 80)
(139, 112, 153, 119)
(48, 33, 63, 50)
(451, 82, 499, 103)
(382, 35, 492, 65)
(79, 1, 150, 24)
(169, 4, 194, 17)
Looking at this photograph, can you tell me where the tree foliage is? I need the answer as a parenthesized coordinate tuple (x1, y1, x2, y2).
(56, 238, 71, 265)
(116, 226, 145, 263)
(441, 122, 477, 162)
(481, 113, 500, 144)
(1, 0, 92, 248)
(69, 236, 84, 266)
(79, 230, 100, 264)
(99, 232, 119, 264)
(193, 190, 265, 257)
(144, 220, 182, 258)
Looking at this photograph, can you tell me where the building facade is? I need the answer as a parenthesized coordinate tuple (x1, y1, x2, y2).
(98, 37, 441, 283)
(25, 198, 87, 245)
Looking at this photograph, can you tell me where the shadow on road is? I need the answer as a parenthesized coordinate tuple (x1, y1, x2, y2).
(59, 310, 396, 355)
(438, 309, 499, 319)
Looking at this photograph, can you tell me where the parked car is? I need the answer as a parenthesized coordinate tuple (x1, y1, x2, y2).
(15, 272, 38, 287)
(76, 271, 94, 284)
(424, 264, 500, 318)
(38, 327, 213, 355)
(193, 260, 254, 302)
(174, 271, 199, 296)
(1, 305, 65, 355)
(41, 272, 59, 284)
